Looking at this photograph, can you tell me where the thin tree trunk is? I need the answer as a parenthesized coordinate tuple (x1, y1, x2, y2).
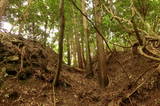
(71, 39, 77, 66)
(53, 0, 65, 86)
(43, 20, 48, 45)
(82, 0, 93, 76)
(75, 31, 83, 68)
(80, 32, 86, 68)
(18, 22, 24, 35)
(67, 34, 71, 65)
(93, 0, 109, 88)
(73, 6, 84, 69)
(32, 22, 35, 37)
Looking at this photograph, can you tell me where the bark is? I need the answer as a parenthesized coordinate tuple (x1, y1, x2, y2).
(53, 0, 65, 86)
(75, 32, 84, 68)
(73, 6, 84, 69)
(80, 32, 86, 68)
(81, 0, 93, 75)
(70, 0, 111, 52)
(66, 34, 71, 65)
(93, 0, 109, 88)
(71, 39, 77, 66)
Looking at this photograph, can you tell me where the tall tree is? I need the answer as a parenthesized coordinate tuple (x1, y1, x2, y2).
(73, 5, 84, 69)
(81, 0, 93, 76)
(93, 0, 109, 88)
(53, 0, 65, 86)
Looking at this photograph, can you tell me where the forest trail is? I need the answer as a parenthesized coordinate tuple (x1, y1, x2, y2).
(0, 32, 160, 106)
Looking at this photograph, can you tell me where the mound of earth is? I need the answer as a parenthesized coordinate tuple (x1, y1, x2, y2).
(0, 32, 160, 106)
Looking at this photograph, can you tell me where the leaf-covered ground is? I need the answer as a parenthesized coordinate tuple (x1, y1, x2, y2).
(0, 32, 160, 106)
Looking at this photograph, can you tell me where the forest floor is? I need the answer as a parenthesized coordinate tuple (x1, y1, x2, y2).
(0, 32, 160, 106)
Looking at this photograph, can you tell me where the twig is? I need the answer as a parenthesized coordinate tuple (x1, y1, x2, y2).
(128, 97, 133, 106)
(53, 86, 56, 106)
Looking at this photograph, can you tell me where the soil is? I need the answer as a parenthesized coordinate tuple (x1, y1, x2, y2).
(0, 32, 160, 106)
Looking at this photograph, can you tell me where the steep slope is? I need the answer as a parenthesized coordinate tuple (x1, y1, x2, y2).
(0, 32, 160, 106)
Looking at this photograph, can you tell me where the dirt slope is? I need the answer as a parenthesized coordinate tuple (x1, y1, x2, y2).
(0, 32, 160, 106)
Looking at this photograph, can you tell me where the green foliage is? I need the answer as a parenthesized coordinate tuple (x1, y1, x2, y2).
(1, 0, 160, 64)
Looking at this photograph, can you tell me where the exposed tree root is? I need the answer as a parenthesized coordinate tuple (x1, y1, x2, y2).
(108, 36, 160, 106)
(137, 46, 160, 61)
(108, 64, 160, 106)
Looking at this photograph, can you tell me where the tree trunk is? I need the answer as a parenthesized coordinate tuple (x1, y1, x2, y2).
(73, 6, 84, 69)
(71, 39, 77, 66)
(18, 22, 24, 35)
(67, 34, 71, 65)
(80, 31, 86, 68)
(93, 0, 109, 88)
(43, 19, 48, 45)
(81, 0, 93, 76)
(53, 0, 65, 86)
(75, 32, 84, 69)
(0, 0, 8, 20)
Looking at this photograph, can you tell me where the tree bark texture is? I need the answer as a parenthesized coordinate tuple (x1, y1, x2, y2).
(81, 0, 93, 75)
(53, 0, 65, 86)
(93, 0, 109, 88)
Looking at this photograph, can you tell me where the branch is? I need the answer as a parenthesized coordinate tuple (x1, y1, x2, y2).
(110, 42, 132, 48)
(69, 0, 112, 52)
(131, 18, 143, 45)
(102, 1, 150, 41)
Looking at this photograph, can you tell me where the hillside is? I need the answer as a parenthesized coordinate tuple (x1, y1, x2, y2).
(0, 32, 160, 106)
